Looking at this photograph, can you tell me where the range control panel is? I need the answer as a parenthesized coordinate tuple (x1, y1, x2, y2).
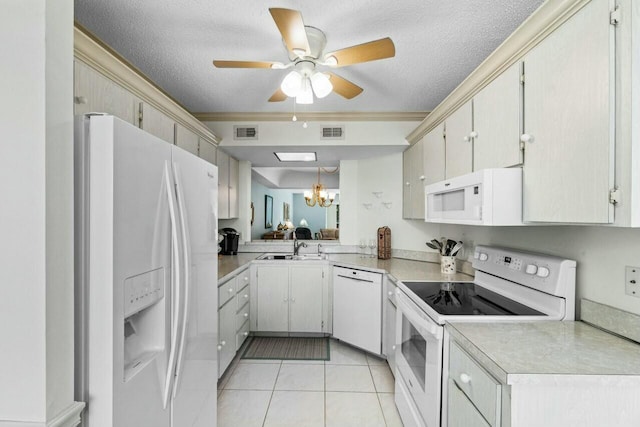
(472, 246, 576, 297)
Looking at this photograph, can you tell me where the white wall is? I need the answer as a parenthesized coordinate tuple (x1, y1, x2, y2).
(341, 153, 640, 316)
(0, 0, 76, 423)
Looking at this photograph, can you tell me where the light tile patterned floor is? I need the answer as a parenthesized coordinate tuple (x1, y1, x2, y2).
(218, 338, 404, 427)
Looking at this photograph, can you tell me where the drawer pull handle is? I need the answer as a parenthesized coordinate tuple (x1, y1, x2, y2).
(228, 288, 234, 293)
(243, 332, 249, 337)
(244, 294, 249, 299)
(217, 345, 222, 351)
(221, 340, 226, 346)
(460, 373, 471, 384)
(243, 313, 249, 318)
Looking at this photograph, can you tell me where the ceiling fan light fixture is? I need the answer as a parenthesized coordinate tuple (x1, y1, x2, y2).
(324, 55, 338, 66)
(292, 48, 308, 58)
(281, 70, 303, 97)
(310, 72, 333, 98)
(296, 78, 313, 104)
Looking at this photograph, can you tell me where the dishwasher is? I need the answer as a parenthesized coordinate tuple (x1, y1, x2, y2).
(332, 266, 383, 355)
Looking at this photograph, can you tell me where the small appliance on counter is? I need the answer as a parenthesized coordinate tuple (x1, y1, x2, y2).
(219, 227, 239, 255)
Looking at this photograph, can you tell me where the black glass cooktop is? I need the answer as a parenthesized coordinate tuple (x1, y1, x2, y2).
(403, 281, 545, 316)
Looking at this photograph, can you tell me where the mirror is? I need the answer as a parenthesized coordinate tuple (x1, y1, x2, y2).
(264, 195, 273, 229)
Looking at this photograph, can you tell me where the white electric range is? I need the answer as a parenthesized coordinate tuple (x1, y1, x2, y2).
(394, 245, 576, 427)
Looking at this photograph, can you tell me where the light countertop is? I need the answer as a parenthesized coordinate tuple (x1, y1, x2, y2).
(218, 253, 261, 280)
(447, 321, 640, 385)
(325, 254, 473, 283)
(218, 252, 474, 283)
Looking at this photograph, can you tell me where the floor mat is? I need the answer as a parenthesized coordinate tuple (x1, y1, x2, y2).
(241, 336, 330, 361)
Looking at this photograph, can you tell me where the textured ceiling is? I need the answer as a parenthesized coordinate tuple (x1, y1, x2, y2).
(75, 0, 543, 114)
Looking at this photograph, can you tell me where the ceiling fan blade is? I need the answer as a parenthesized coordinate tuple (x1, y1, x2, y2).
(268, 88, 288, 102)
(324, 37, 395, 67)
(269, 8, 310, 55)
(327, 73, 363, 99)
(213, 60, 278, 69)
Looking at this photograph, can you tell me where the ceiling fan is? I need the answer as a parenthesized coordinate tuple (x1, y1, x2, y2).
(212, 8, 395, 104)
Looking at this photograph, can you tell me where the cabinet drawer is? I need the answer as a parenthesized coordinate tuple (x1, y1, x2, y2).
(236, 304, 250, 331)
(448, 378, 491, 427)
(218, 279, 236, 308)
(236, 271, 250, 290)
(236, 319, 250, 351)
(449, 342, 500, 426)
(236, 284, 250, 310)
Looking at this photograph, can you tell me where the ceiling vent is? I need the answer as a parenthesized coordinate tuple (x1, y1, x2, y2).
(233, 125, 258, 140)
(321, 125, 345, 140)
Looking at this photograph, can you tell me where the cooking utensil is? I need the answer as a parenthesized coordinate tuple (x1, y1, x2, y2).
(450, 241, 463, 257)
(426, 242, 439, 251)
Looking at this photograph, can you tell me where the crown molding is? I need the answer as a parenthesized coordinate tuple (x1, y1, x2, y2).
(406, 0, 592, 144)
(194, 111, 428, 122)
(73, 23, 220, 145)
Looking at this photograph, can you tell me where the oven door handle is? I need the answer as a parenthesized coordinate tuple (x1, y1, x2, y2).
(397, 292, 443, 339)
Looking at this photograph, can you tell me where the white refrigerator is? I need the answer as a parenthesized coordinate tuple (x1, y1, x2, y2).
(74, 115, 218, 427)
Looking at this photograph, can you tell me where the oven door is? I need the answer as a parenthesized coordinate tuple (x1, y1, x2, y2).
(395, 290, 443, 427)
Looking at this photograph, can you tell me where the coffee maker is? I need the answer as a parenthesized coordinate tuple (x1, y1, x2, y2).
(219, 227, 239, 255)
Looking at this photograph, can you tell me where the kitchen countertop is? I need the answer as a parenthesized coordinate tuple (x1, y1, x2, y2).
(218, 253, 261, 280)
(218, 252, 474, 283)
(325, 253, 473, 283)
(447, 321, 640, 385)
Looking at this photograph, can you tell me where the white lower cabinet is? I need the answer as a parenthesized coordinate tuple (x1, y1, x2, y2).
(382, 277, 397, 374)
(252, 263, 329, 334)
(218, 267, 251, 378)
(448, 379, 491, 427)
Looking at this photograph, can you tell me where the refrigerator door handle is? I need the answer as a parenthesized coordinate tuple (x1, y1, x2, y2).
(171, 163, 192, 399)
(162, 163, 181, 410)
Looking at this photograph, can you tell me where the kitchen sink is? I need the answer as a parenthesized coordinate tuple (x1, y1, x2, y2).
(258, 253, 327, 261)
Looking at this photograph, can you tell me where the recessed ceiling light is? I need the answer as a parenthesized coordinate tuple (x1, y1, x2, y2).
(274, 152, 317, 162)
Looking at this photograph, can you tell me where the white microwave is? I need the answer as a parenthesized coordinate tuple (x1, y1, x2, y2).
(425, 168, 522, 225)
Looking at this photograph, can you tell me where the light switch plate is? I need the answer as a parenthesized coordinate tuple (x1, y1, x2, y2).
(625, 266, 640, 298)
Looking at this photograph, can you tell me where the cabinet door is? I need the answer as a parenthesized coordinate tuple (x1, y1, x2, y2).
(447, 380, 491, 427)
(410, 138, 425, 219)
(228, 156, 239, 219)
(140, 102, 175, 144)
(217, 150, 230, 219)
(445, 100, 473, 179)
(473, 62, 522, 170)
(423, 123, 446, 186)
(74, 61, 137, 125)
(255, 266, 289, 332)
(199, 139, 217, 165)
(522, 0, 614, 223)
(218, 300, 236, 378)
(289, 265, 324, 333)
(402, 148, 413, 219)
(383, 282, 397, 374)
(175, 123, 199, 156)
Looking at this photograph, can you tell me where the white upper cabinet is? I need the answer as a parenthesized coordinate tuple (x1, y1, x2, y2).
(139, 102, 175, 144)
(175, 123, 199, 156)
(74, 61, 137, 125)
(228, 156, 239, 219)
(522, 0, 614, 223)
(217, 150, 230, 219)
(403, 138, 425, 219)
(445, 101, 474, 179)
(423, 123, 446, 186)
(473, 62, 523, 171)
(198, 139, 217, 165)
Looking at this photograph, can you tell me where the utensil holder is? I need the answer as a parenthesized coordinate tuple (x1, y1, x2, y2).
(441, 256, 456, 275)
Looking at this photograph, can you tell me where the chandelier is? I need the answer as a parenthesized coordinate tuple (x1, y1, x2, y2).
(304, 167, 336, 208)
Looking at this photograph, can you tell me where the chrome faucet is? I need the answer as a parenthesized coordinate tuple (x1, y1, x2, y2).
(293, 239, 307, 256)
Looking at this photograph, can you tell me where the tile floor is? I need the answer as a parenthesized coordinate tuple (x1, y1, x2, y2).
(217, 338, 404, 427)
